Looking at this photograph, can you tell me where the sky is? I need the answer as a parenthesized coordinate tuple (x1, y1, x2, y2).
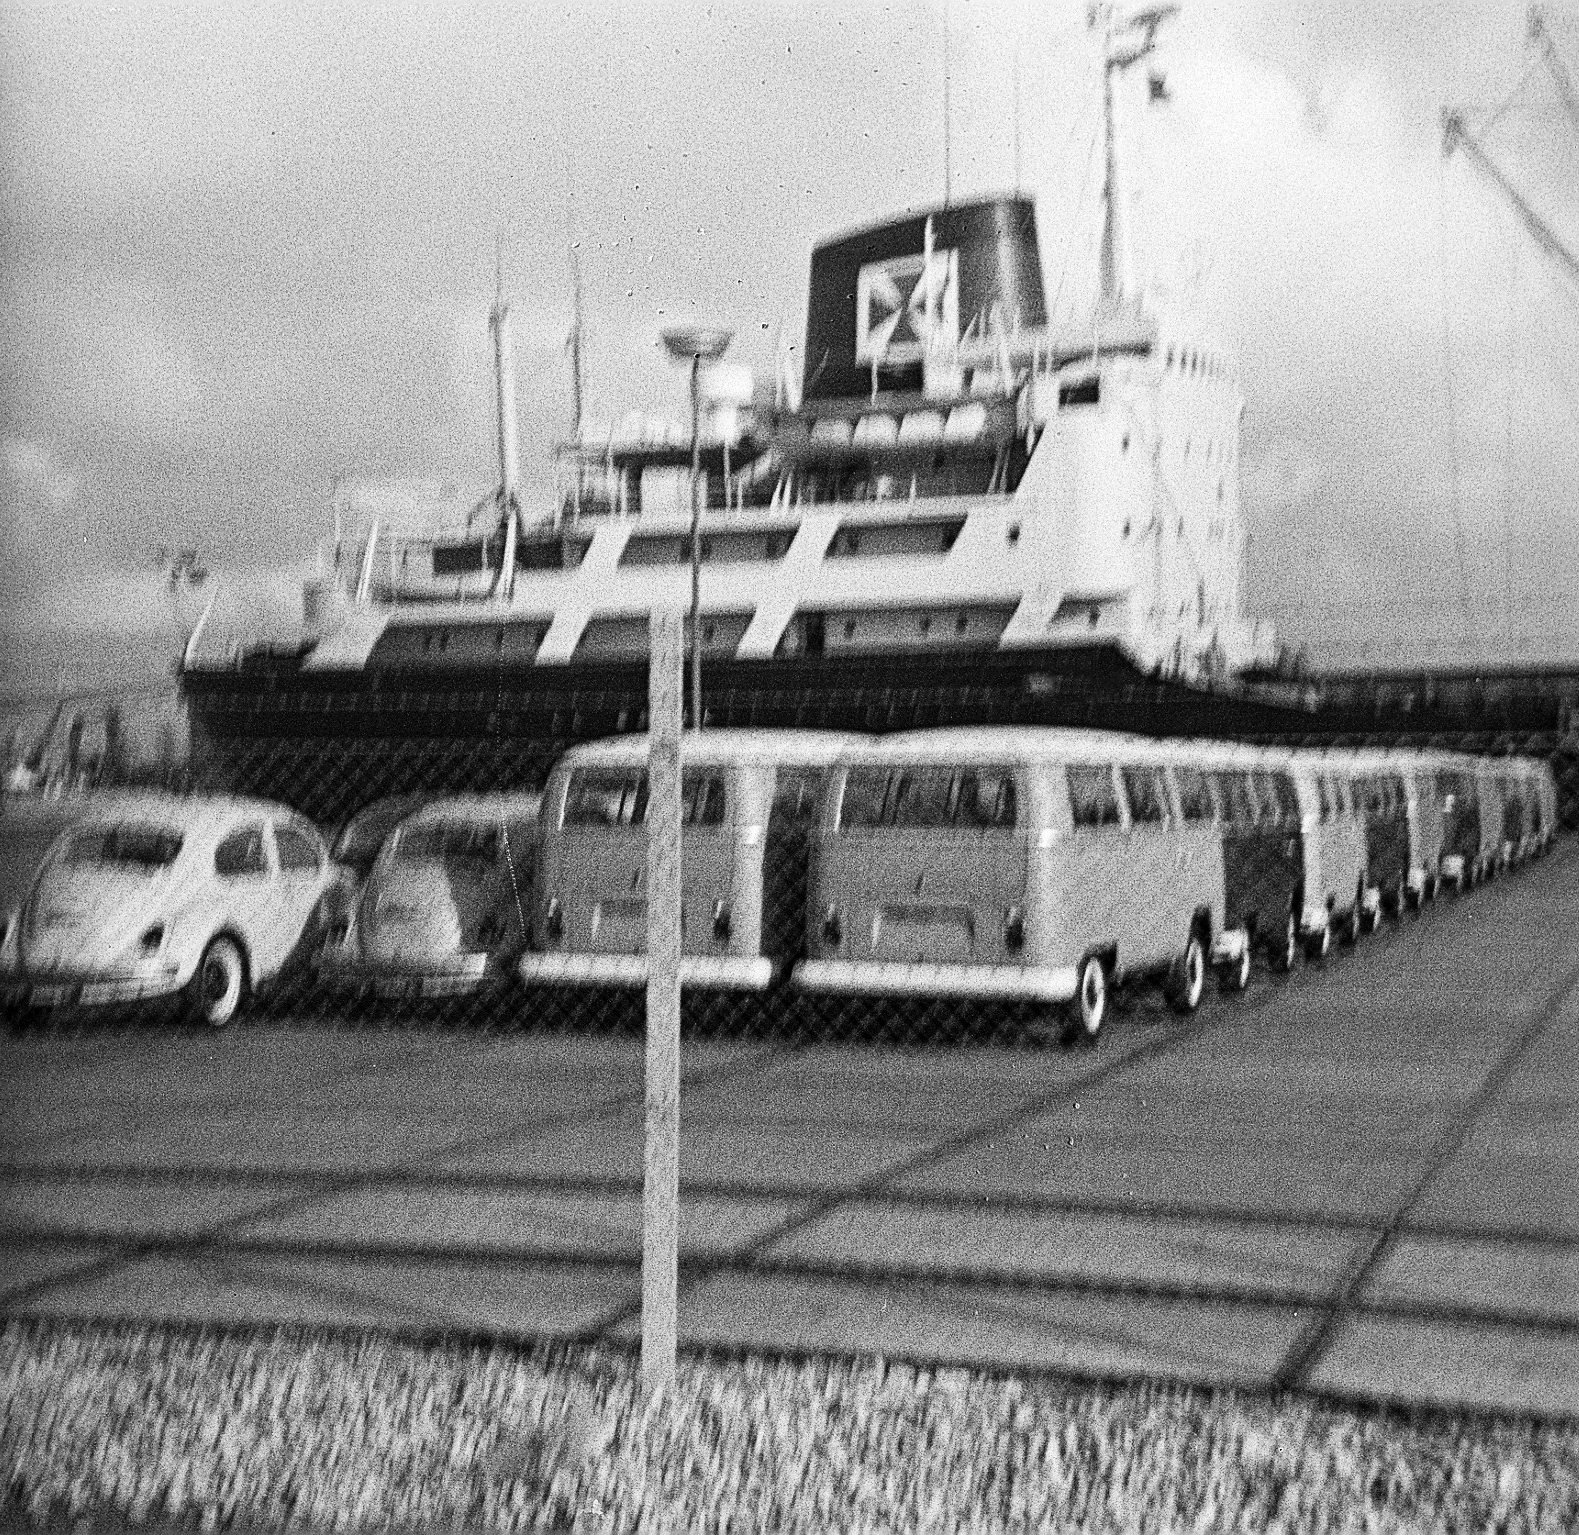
(1, 0, 1576, 680)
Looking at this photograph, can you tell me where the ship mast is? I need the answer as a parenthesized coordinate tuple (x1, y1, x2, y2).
(490, 243, 522, 598)
(1094, 4, 1177, 303)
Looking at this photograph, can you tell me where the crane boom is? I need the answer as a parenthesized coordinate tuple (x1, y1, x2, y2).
(1442, 109, 1579, 294)
(1529, 5, 1579, 139)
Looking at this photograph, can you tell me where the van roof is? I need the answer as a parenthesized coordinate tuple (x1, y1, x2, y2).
(832, 727, 1280, 767)
(404, 792, 542, 823)
(555, 729, 866, 769)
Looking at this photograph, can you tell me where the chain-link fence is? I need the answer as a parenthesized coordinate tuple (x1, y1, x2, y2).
(2, 708, 1570, 1046)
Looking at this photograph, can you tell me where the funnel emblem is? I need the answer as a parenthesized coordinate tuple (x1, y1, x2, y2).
(855, 249, 959, 364)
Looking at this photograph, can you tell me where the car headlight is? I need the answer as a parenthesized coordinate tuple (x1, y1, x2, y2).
(139, 921, 168, 955)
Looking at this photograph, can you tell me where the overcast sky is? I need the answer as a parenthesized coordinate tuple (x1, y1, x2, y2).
(2, 0, 1576, 672)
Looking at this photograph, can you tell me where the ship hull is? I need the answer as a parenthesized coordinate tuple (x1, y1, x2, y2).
(181, 644, 1577, 826)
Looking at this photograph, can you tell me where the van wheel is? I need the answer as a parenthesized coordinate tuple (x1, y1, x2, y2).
(1064, 956, 1107, 1044)
(1218, 944, 1251, 995)
(1304, 921, 1331, 962)
(1340, 903, 1362, 946)
(1273, 913, 1300, 973)
(189, 937, 247, 1028)
(1166, 934, 1206, 1015)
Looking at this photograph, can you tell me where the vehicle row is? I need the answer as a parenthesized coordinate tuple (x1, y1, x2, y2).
(0, 729, 1558, 1035)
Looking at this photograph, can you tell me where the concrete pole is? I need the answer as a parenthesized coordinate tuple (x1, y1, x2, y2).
(689, 355, 703, 732)
(642, 608, 684, 1398)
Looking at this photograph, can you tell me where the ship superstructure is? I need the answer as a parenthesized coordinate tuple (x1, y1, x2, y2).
(177, 6, 1302, 816)
(186, 5, 1271, 688)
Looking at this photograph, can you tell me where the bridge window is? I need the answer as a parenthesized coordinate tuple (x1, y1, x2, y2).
(1058, 377, 1100, 408)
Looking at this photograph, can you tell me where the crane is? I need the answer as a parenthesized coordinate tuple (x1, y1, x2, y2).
(1442, 108, 1579, 296)
(1528, 5, 1579, 138)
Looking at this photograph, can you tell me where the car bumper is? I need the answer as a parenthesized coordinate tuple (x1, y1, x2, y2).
(0, 961, 185, 1010)
(517, 953, 775, 990)
(793, 959, 1077, 1002)
(316, 949, 496, 999)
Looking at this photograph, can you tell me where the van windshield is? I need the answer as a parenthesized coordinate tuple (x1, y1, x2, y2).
(840, 767, 1017, 829)
(562, 769, 725, 828)
(396, 822, 501, 864)
(62, 824, 183, 870)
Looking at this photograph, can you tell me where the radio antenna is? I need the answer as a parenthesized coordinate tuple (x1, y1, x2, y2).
(943, 0, 953, 207)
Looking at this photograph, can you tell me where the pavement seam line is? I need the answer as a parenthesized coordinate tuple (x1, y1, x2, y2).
(0, 1041, 785, 1314)
(1270, 953, 1579, 1392)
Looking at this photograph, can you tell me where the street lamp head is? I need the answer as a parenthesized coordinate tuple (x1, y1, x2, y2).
(661, 326, 734, 364)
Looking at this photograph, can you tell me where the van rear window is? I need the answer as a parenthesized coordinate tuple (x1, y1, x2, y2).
(1214, 771, 1258, 826)
(838, 767, 1017, 828)
(562, 769, 724, 827)
(1174, 768, 1215, 822)
(1067, 765, 1121, 828)
(1120, 766, 1169, 825)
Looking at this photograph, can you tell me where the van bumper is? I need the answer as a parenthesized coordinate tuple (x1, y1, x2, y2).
(793, 960, 1077, 1002)
(517, 953, 775, 991)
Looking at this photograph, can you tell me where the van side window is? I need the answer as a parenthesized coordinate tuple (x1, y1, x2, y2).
(1068, 765, 1121, 828)
(1120, 766, 1169, 825)
(839, 770, 890, 828)
(955, 769, 1017, 828)
(564, 769, 648, 827)
(889, 769, 955, 828)
(215, 824, 268, 877)
(1216, 771, 1258, 826)
(772, 770, 823, 825)
(1174, 767, 1215, 822)
(682, 773, 727, 827)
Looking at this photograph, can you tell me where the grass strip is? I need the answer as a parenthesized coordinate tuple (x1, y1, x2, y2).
(3, 1318, 1576, 1532)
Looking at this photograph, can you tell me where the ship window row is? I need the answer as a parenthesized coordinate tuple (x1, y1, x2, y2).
(1164, 344, 1229, 382)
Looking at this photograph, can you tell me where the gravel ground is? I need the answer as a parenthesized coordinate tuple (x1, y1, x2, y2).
(3, 1319, 1577, 1532)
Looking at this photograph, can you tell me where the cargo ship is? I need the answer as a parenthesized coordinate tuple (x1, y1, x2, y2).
(178, 7, 1578, 824)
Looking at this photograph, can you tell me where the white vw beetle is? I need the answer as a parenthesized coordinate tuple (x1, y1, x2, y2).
(0, 793, 344, 1026)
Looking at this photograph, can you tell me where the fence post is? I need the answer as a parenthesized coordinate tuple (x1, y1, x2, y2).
(643, 608, 684, 1398)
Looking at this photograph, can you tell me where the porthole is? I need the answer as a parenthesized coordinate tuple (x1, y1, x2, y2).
(495, 629, 505, 651)
(1122, 433, 1131, 452)
(702, 621, 716, 643)
(1007, 523, 1021, 546)
(919, 616, 932, 635)
(955, 613, 969, 635)
(843, 619, 857, 640)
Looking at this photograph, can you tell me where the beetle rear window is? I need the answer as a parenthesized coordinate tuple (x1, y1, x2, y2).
(64, 824, 182, 869)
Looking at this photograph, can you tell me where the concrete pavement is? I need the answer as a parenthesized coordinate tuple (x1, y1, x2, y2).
(3, 842, 1577, 1416)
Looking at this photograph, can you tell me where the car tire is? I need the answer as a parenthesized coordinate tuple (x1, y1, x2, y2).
(190, 936, 248, 1028)
(1341, 901, 1362, 946)
(1064, 955, 1107, 1044)
(1305, 920, 1332, 962)
(1218, 943, 1252, 995)
(1167, 933, 1206, 1015)
(1273, 912, 1300, 973)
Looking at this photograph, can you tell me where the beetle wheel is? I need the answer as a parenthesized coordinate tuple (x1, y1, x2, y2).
(190, 936, 247, 1028)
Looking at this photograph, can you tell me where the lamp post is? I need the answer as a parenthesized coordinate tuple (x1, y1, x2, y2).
(661, 326, 733, 730)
